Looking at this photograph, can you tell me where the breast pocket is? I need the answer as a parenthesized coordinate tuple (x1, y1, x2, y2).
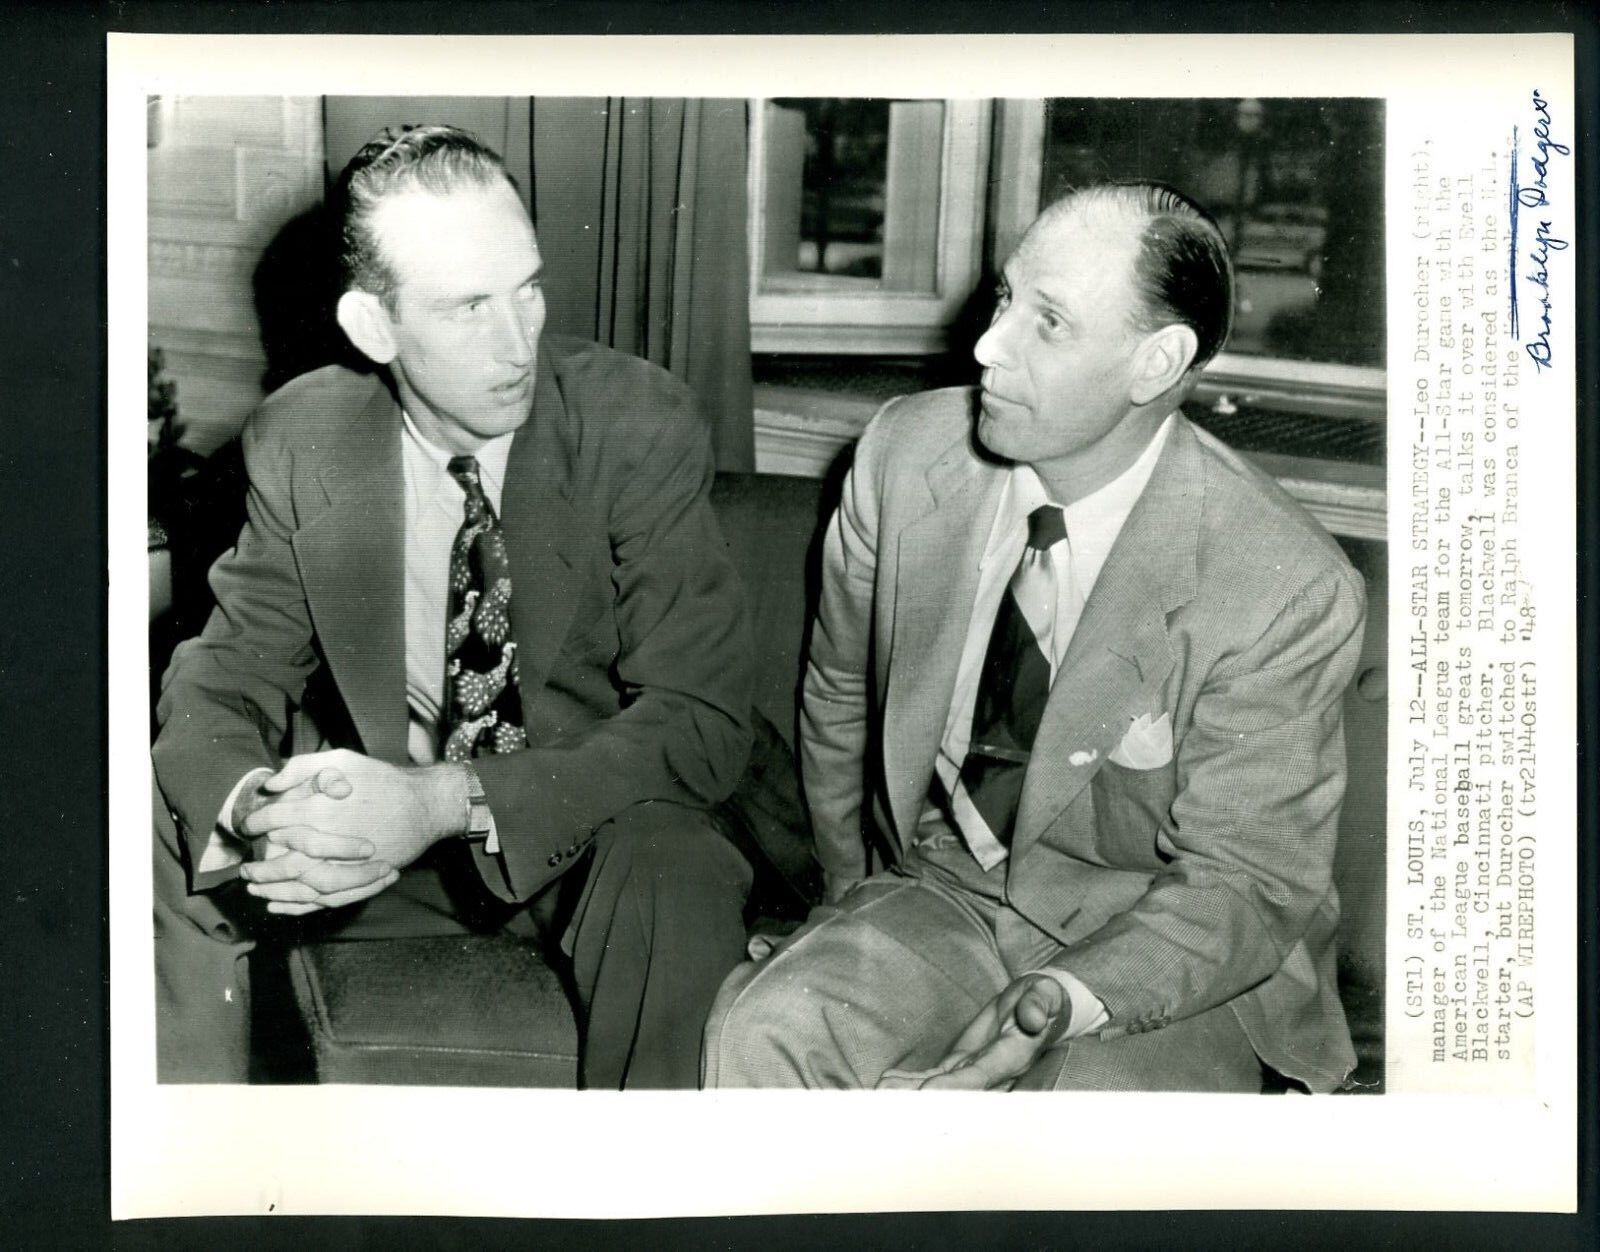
(1089, 757, 1178, 871)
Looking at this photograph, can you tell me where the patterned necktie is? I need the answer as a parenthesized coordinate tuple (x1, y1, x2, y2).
(441, 455, 527, 763)
(950, 503, 1068, 851)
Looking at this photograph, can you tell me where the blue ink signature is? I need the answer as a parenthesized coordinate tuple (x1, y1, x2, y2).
(1507, 89, 1569, 370)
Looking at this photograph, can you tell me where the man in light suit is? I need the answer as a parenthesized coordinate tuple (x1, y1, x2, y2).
(152, 126, 752, 1087)
(704, 183, 1366, 1092)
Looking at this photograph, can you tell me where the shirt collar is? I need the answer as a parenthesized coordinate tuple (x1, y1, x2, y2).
(980, 412, 1175, 570)
(400, 408, 516, 499)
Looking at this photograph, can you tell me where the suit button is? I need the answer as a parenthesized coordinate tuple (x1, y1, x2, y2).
(566, 843, 580, 857)
(547, 852, 563, 867)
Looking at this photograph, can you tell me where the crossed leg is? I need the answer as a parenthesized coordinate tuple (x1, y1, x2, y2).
(703, 871, 1262, 1092)
(704, 874, 1010, 1088)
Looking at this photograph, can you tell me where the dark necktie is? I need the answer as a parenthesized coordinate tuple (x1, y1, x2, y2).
(949, 503, 1068, 852)
(441, 455, 527, 763)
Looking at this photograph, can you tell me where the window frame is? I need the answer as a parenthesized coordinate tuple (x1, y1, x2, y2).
(746, 97, 992, 355)
(1017, 97, 1388, 421)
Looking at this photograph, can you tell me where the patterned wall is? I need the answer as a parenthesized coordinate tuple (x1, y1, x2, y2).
(147, 96, 324, 455)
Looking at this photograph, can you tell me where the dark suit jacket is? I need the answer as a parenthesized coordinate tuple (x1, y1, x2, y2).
(801, 390, 1366, 1090)
(153, 335, 752, 904)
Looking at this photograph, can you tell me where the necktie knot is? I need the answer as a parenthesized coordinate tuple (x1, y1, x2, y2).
(447, 455, 483, 494)
(448, 456, 494, 524)
(1026, 504, 1067, 552)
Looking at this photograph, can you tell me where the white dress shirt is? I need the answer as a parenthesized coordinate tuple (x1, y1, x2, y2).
(924, 412, 1174, 1035)
(201, 410, 516, 872)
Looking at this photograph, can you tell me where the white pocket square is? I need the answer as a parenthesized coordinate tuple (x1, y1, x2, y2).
(1108, 712, 1174, 770)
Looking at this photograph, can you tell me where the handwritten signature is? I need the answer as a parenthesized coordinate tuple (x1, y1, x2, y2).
(1508, 89, 1569, 370)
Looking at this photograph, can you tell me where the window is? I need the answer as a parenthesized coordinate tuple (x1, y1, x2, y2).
(747, 97, 991, 354)
(1040, 97, 1386, 420)
(748, 95, 1387, 542)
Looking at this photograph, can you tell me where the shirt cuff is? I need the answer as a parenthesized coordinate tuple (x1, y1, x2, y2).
(1029, 967, 1111, 1038)
(217, 766, 274, 837)
(196, 766, 275, 876)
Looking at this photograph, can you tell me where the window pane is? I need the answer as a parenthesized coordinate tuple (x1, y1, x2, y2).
(762, 98, 944, 293)
(1040, 98, 1384, 368)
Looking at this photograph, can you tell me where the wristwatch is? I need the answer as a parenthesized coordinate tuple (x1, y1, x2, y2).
(460, 761, 496, 845)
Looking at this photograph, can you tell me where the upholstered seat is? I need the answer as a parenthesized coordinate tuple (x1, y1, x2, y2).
(288, 934, 580, 1087)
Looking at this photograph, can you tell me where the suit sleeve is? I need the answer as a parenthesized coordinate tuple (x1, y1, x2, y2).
(797, 403, 892, 892)
(151, 410, 318, 886)
(1048, 563, 1367, 1034)
(470, 386, 753, 901)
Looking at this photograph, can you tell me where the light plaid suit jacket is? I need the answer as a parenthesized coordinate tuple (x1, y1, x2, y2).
(800, 388, 1367, 1091)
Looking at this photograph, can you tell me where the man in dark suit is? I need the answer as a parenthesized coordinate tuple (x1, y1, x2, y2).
(705, 183, 1365, 1092)
(152, 126, 753, 1088)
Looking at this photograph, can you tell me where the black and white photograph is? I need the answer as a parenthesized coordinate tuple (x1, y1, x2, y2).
(110, 33, 1576, 1218)
(144, 89, 1388, 1095)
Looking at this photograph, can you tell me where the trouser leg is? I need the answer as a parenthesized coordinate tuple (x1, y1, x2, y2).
(153, 791, 254, 1083)
(703, 874, 1012, 1088)
(564, 801, 752, 1090)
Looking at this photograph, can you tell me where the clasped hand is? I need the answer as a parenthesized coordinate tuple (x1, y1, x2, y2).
(235, 749, 455, 916)
(876, 973, 1070, 1090)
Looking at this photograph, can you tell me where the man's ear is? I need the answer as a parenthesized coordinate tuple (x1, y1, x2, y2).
(335, 290, 399, 365)
(1129, 323, 1199, 406)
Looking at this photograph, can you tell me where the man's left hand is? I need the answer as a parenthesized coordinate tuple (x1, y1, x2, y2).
(242, 843, 400, 915)
(876, 973, 1070, 1090)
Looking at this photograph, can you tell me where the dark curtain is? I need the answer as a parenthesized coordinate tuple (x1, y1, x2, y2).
(324, 96, 534, 212)
(532, 98, 755, 471)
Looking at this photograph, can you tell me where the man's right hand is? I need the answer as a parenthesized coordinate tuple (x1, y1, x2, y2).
(231, 766, 368, 858)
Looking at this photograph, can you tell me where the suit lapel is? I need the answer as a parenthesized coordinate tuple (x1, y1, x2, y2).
(292, 378, 409, 763)
(497, 350, 583, 726)
(882, 429, 1006, 844)
(1011, 414, 1204, 857)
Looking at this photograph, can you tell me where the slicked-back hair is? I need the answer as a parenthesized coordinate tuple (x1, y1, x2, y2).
(1040, 181, 1235, 373)
(333, 124, 514, 307)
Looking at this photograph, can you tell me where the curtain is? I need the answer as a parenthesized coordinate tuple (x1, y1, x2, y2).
(532, 98, 755, 472)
